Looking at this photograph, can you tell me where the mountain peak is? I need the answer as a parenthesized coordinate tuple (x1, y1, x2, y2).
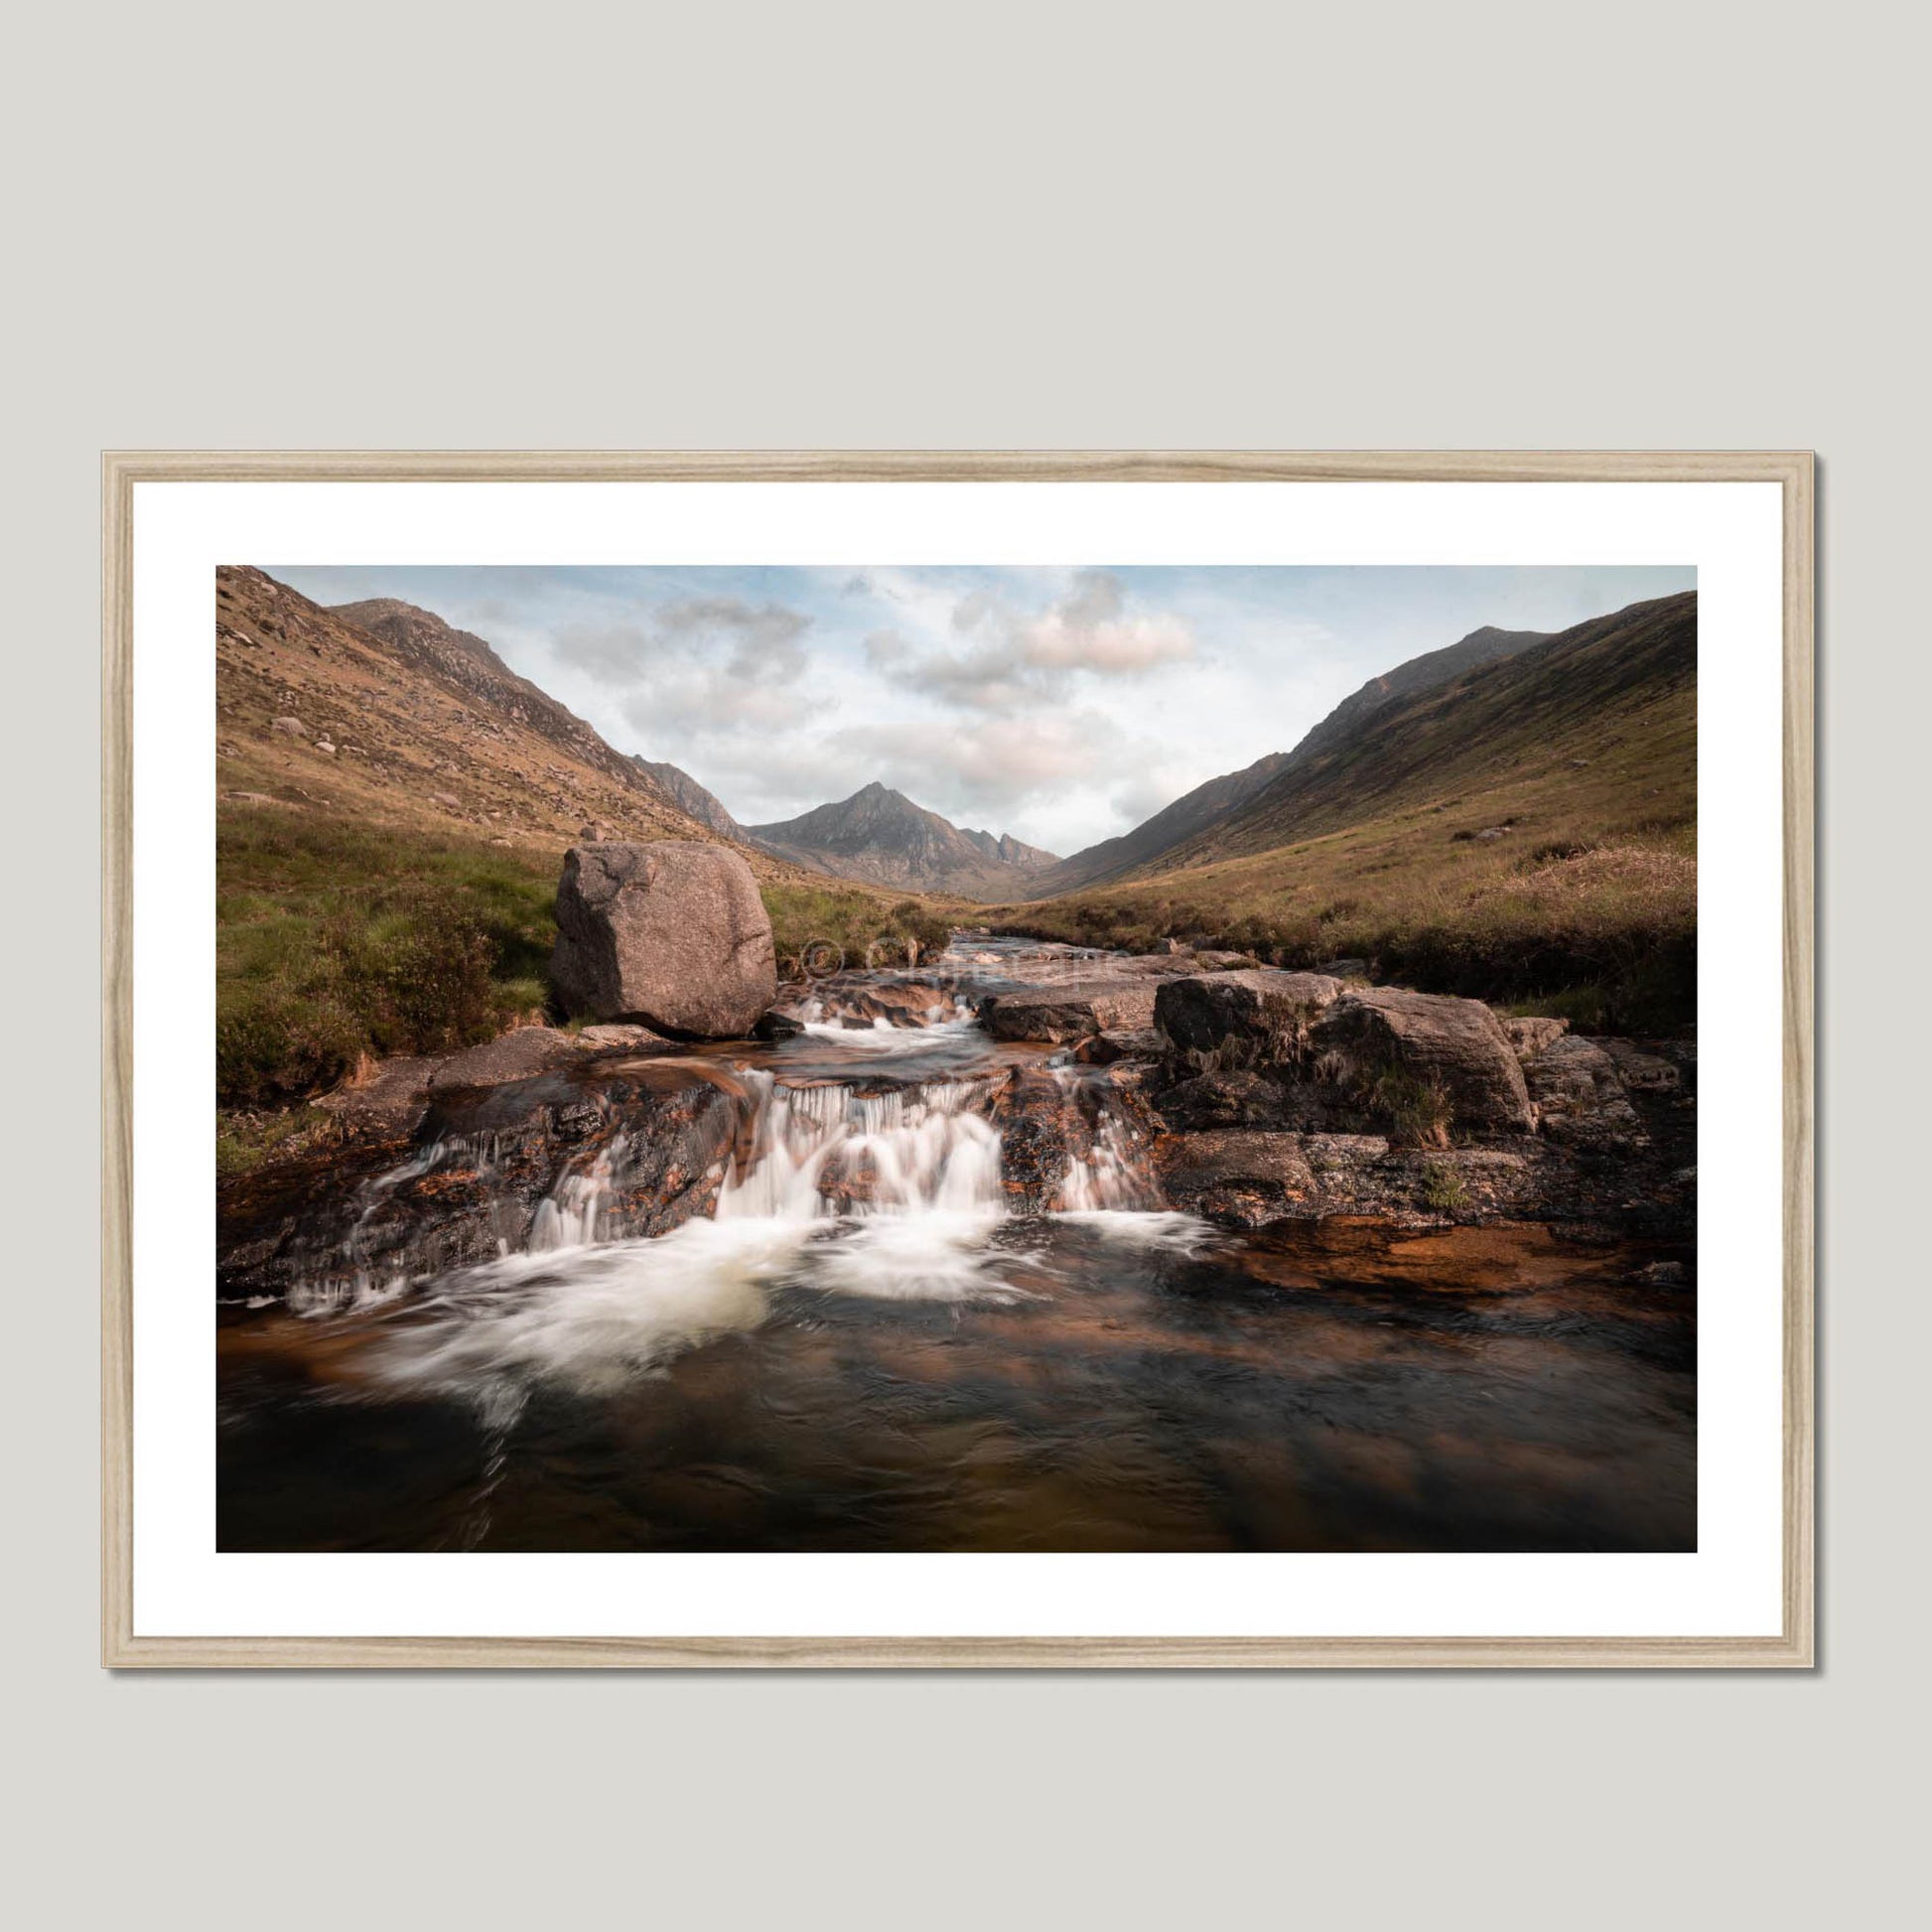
(748, 785, 1058, 897)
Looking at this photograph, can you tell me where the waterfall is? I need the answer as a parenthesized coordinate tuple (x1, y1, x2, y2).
(717, 1073, 1006, 1223)
(1053, 1072, 1161, 1213)
(529, 1133, 627, 1251)
(274, 943, 1185, 1324)
(285, 1131, 507, 1315)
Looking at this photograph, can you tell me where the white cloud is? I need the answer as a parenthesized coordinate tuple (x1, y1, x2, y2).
(876, 570, 1199, 715)
(560, 599, 818, 735)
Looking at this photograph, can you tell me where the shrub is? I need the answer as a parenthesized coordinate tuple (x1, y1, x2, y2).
(216, 988, 363, 1108)
(1419, 1159, 1468, 1212)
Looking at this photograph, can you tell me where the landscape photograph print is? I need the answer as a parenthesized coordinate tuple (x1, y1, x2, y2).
(215, 561, 1700, 1555)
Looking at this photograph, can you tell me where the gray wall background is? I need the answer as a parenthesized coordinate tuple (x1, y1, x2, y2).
(9, 3, 1923, 1924)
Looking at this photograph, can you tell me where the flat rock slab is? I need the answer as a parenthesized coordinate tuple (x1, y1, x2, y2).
(313, 1054, 438, 1140)
(1155, 1130, 1319, 1226)
(1071, 1028, 1164, 1065)
(979, 976, 1160, 1042)
(425, 1028, 589, 1091)
(577, 1023, 675, 1052)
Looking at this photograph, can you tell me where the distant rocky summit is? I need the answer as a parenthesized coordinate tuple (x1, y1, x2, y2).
(550, 840, 777, 1036)
(631, 759, 747, 839)
(749, 781, 1058, 896)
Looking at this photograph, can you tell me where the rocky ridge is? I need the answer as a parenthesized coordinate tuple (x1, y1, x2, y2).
(748, 782, 1059, 896)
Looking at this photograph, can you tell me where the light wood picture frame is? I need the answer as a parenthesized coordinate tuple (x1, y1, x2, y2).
(102, 450, 1814, 1668)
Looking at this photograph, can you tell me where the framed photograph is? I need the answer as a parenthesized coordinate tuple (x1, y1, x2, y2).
(103, 451, 1813, 1667)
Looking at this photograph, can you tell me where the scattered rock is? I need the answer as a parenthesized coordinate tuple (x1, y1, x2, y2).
(979, 977, 1160, 1043)
(550, 840, 777, 1038)
(1597, 1040, 1683, 1093)
(1504, 1015, 1571, 1058)
(429, 790, 462, 810)
(1520, 1035, 1647, 1151)
(753, 1009, 806, 1040)
(1155, 970, 1343, 1068)
(1311, 987, 1537, 1135)
(314, 741, 337, 755)
(270, 716, 305, 737)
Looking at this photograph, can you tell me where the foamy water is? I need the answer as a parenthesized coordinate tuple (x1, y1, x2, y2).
(348, 1005, 1190, 1409)
(221, 933, 1698, 1556)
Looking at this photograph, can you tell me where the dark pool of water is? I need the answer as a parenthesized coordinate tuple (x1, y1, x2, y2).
(217, 1216, 1695, 1554)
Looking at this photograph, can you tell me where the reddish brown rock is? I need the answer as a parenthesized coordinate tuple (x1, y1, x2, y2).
(1154, 1131, 1319, 1226)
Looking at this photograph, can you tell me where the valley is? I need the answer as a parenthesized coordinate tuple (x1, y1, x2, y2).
(213, 566, 1699, 1555)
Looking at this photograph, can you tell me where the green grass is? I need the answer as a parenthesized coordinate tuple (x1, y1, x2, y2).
(760, 883, 957, 976)
(215, 1104, 333, 1179)
(218, 806, 964, 1111)
(991, 821, 1697, 1035)
(1419, 1159, 1469, 1212)
(217, 808, 559, 1107)
(1374, 1070, 1454, 1149)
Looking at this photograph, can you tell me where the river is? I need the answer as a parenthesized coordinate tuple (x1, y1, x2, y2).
(216, 936, 1695, 1552)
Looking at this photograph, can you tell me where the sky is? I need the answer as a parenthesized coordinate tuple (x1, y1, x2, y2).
(269, 565, 1696, 856)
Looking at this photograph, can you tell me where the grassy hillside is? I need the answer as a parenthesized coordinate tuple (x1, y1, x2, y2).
(990, 595, 1697, 1034)
(215, 568, 968, 1155)
(215, 566, 815, 880)
(217, 804, 961, 1121)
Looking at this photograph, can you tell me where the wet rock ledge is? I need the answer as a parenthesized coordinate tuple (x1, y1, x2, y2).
(1123, 968, 1693, 1237)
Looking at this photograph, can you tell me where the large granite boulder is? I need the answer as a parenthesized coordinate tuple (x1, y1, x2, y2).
(549, 841, 776, 1037)
(1155, 970, 1342, 1068)
(1311, 987, 1535, 1136)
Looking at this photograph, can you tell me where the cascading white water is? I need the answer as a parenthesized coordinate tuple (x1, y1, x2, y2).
(529, 1133, 627, 1251)
(335, 952, 1217, 1426)
(716, 1073, 1006, 1222)
(286, 1131, 505, 1315)
(1049, 1066, 1161, 1213)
